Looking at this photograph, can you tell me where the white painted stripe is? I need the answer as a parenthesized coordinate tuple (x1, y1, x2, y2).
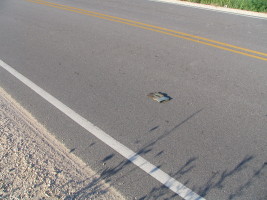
(149, 0, 267, 20)
(0, 59, 205, 200)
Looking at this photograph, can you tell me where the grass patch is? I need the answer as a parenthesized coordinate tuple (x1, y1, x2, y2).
(181, 0, 267, 12)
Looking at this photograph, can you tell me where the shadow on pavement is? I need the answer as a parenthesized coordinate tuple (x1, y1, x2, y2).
(63, 108, 267, 200)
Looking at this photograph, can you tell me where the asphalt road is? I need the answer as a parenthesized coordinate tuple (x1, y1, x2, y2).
(0, 0, 267, 199)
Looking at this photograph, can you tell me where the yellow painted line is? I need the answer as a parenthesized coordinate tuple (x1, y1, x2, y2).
(26, 0, 267, 61)
(32, 0, 267, 58)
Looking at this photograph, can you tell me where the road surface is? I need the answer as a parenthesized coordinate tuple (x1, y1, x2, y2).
(0, 0, 267, 199)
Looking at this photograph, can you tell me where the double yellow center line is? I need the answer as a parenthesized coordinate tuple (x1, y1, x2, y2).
(27, 0, 267, 61)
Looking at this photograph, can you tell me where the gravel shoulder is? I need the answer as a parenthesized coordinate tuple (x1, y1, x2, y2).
(0, 87, 125, 200)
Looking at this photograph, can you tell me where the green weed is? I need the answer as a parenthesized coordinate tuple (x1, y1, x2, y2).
(182, 0, 267, 12)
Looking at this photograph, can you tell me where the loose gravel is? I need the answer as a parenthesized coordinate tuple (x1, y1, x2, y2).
(0, 87, 125, 200)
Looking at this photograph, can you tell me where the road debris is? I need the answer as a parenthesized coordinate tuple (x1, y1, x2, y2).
(147, 92, 171, 103)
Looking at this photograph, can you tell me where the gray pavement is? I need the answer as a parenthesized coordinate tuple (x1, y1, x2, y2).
(0, 0, 267, 199)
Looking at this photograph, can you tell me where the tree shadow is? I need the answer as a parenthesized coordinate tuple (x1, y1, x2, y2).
(60, 108, 266, 200)
(193, 155, 267, 200)
(139, 155, 266, 200)
(64, 177, 108, 200)
(138, 157, 198, 200)
(63, 109, 202, 199)
(197, 155, 254, 197)
(228, 161, 267, 200)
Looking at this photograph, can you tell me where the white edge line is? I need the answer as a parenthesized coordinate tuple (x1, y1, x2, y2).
(149, 0, 267, 20)
(0, 59, 206, 200)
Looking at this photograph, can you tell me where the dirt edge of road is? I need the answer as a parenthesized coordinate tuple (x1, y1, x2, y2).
(0, 86, 125, 200)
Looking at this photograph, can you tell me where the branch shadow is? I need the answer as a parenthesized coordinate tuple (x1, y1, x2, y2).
(197, 155, 254, 197)
(228, 161, 267, 200)
(60, 108, 266, 200)
(63, 109, 202, 199)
